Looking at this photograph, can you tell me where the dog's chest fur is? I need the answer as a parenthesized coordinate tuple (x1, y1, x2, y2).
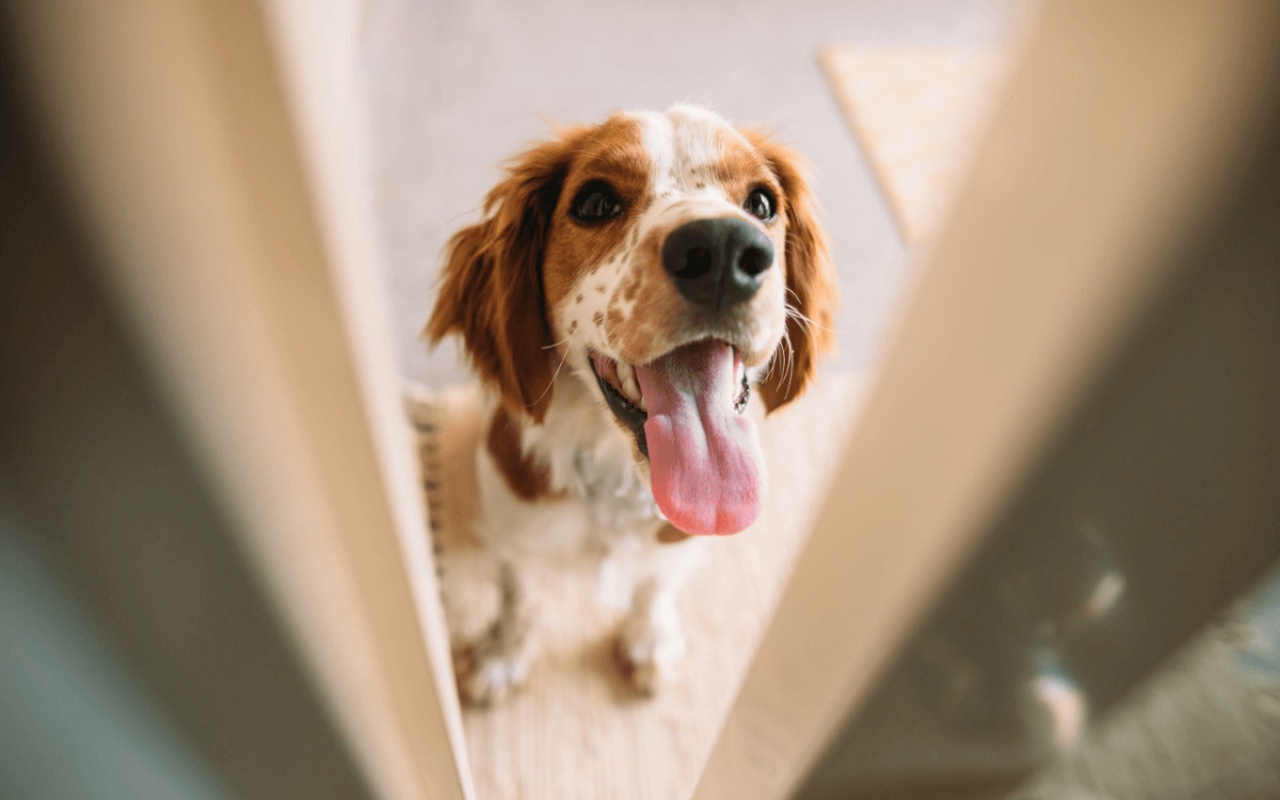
(528, 379, 659, 531)
(480, 378, 663, 554)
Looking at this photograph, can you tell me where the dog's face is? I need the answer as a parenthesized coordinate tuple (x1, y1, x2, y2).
(428, 105, 836, 535)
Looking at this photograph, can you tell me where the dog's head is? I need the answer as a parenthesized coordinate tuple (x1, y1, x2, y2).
(427, 105, 837, 535)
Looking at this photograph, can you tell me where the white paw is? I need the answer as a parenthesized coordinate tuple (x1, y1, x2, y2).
(457, 648, 533, 707)
(616, 614, 685, 695)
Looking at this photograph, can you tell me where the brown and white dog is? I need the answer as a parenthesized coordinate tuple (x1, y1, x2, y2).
(426, 104, 836, 704)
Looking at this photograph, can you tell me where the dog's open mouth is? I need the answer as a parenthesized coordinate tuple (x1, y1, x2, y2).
(588, 340, 762, 536)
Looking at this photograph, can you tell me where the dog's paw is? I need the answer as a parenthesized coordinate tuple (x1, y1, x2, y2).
(454, 640, 535, 707)
(615, 613, 686, 695)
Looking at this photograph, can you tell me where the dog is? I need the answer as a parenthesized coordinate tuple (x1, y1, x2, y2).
(426, 104, 837, 704)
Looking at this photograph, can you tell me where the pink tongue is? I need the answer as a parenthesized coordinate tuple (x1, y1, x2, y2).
(636, 340, 764, 535)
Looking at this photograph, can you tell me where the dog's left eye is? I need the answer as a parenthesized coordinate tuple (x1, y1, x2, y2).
(744, 187, 777, 222)
(571, 182, 624, 223)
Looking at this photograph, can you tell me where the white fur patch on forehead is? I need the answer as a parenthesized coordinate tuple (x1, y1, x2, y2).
(630, 104, 742, 196)
(632, 110, 675, 190)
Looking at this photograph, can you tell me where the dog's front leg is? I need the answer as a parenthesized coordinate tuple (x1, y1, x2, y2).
(616, 528, 709, 694)
(458, 558, 538, 706)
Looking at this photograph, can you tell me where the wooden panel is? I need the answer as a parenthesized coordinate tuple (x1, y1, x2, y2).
(0, 59, 367, 800)
(6, 1, 471, 798)
(694, 3, 1280, 799)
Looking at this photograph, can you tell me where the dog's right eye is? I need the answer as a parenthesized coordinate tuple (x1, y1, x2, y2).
(570, 182, 624, 223)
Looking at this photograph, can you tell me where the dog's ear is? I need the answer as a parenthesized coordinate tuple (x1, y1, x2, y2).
(744, 131, 838, 413)
(425, 129, 583, 423)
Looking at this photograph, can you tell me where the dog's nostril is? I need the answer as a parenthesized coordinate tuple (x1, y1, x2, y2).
(676, 246, 714, 280)
(738, 245, 771, 277)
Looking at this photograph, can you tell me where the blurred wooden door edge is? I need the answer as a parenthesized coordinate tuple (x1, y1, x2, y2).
(694, 3, 1280, 799)
(6, 2, 472, 799)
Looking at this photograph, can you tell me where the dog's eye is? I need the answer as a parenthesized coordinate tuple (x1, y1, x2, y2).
(744, 187, 777, 222)
(571, 182, 624, 223)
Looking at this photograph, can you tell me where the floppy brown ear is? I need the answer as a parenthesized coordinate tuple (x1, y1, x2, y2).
(745, 131, 839, 412)
(425, 130, 583, 423)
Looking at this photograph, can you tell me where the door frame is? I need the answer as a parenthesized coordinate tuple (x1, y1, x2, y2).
(693, 3, 1280, 798)
(8, 2, 473, 798)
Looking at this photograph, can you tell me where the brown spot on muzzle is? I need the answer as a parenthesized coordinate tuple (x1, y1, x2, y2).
(606, 225, 686, 362)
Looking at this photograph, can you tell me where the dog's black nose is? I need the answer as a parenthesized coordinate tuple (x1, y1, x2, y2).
(661, 217, 774, 312)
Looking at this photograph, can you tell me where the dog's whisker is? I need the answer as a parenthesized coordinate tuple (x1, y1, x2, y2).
(784, 288, 838, 334)
(770, 321, 797, 395)
(528, 343, 572, 410)
(543, 332, 574, 351)
(785, 304, 819, 344)
(778, 330, 788, 396)
(778, 288, 839, 335)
